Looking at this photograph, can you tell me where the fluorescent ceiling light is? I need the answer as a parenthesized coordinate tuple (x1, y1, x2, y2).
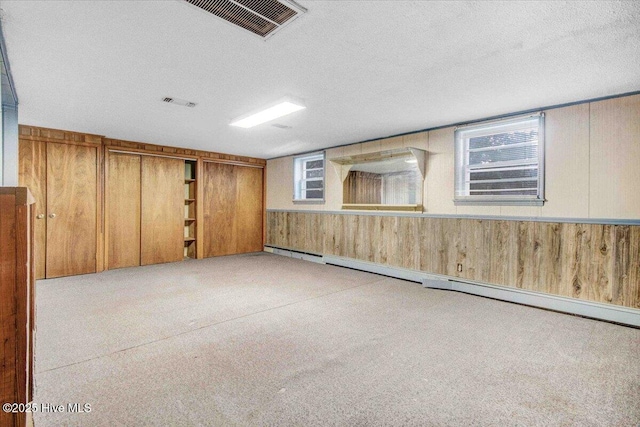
(230, 99, 306, 128)
(405, 158, 418, 164)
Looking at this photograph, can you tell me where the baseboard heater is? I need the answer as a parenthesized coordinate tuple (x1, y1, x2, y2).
(264, 246, 640, 328)
(263, 246, 325, 264)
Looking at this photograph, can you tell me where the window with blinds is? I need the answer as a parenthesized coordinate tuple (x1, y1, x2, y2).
(293, 152, 325, 202)
(454, 114, 544, 205)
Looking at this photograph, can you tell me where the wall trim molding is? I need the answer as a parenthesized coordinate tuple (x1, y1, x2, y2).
(265, 208, 640, 226)
(265, 245, 640, 328)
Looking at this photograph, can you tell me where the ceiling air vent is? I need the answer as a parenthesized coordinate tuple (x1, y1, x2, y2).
(183, 0, 306, 39)
(162, 97, 198, 108)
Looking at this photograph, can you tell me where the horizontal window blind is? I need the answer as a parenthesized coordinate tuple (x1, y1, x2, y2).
(294, 152, 325, 201)
(455, 114, 544, 205)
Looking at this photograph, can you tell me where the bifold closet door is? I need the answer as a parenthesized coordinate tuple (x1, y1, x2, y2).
(18, 140, 47, 279)
(203, 162, 263, 257)
(140, 156, 184, 265)
(107, 153, 141, 269)
(46, 143, 97, 278)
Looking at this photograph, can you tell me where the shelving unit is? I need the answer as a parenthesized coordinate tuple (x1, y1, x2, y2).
(184, 160, 197, 259)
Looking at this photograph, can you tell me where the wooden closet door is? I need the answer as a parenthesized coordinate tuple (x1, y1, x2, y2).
(18, 140, 47, 279)
(140, 156, 184, 265)
(235, 165, 263, 253)
(107, 153, 141, 269)
(203, 162, 263, 257)
(203, 162, 236, 257)
(46, 143, 97, 278)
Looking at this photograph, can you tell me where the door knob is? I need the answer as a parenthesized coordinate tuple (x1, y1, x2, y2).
(49, 213, 57, 219)
(36, 214, 45, 219)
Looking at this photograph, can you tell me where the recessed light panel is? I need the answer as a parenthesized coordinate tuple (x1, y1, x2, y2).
(230, 98, 305, 128)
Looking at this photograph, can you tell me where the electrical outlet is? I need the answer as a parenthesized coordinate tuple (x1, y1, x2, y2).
(457, 263, 463, 272)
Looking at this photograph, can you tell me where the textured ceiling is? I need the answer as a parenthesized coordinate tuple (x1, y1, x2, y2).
(2, 1, 639, 159)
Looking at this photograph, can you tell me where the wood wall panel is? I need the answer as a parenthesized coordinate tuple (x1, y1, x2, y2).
(611, 225, 640, 308)
(46, 143, 97, 278)
(589, 94, 640, 219)
(266, 211, 640, 309)
(543, 104, 590, 218)
(624, 226, 640, 308)
(18, 124, 267, 277)
(107, 153, 141, 269)
(141, 156, 184, 265)
(18, 139, 47, 279)
(103, 137, 266, 167)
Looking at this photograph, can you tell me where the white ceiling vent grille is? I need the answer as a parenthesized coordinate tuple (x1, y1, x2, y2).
(183, 0, 305, 39)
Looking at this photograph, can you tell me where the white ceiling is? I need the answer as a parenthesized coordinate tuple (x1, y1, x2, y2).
(2, 1, 639, 159)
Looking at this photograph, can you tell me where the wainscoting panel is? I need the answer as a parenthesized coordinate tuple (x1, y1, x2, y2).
(266, 211, 640, 309)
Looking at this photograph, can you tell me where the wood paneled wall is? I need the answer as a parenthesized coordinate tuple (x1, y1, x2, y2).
(103, 138, 266, 167)
(266, 211, 640, 309)
(20, 126, 266, 168)
(19, 125, 267, 275)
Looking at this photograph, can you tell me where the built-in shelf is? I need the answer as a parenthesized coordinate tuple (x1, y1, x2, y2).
(184, 160, 197, 259)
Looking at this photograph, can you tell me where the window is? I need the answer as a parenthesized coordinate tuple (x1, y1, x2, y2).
(293, 152, 325, 202)
(454, 113, 544, 206)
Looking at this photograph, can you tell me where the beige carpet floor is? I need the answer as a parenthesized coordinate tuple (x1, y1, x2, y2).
(33, 252, 639, 426)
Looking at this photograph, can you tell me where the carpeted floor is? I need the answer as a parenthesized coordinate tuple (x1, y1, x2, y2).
(33, 253, 639, 426)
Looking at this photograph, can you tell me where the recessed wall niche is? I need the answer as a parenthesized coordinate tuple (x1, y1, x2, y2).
(330, 147, 427, 211)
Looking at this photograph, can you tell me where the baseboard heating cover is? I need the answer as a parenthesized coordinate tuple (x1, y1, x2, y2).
(264, 246, 640, 327)
(264, 246, 324, 264)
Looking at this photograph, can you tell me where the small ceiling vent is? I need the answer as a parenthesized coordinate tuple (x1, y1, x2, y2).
(183, 0, 306, 39)
(162, 97, 198, 108)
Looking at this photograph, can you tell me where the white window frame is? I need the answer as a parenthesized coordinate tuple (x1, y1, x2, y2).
(454, 113, 545, 206)
(293, 152, 325, 203)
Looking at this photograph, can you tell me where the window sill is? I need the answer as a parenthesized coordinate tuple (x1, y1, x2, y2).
(342, 204, 423, 212)
(293, 199, 325, 205)
(454, 198, 545, 207)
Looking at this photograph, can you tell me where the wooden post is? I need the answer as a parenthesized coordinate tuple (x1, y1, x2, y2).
(0, 187, 35, 427)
